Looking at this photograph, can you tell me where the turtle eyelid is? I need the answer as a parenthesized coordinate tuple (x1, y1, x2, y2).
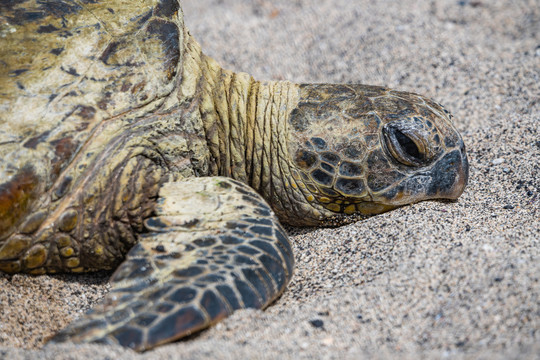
(383, 124, 427, 167)
(394, 129, 422, 162)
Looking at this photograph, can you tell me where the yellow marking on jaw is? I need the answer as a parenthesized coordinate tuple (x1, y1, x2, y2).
(66, 258, 80, 268)
(29, 268, 46, 275)
(344, 204, 356, 214)
(291, 182, 298, 189)
(326, 203, 340, 212)
(306, 195, 315, 202)
(319, 197, 331, 203)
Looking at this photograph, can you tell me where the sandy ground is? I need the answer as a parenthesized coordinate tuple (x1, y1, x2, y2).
(1, 0, 539, 358)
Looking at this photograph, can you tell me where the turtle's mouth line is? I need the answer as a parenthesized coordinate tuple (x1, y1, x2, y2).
(447, 156, 469, 199)
(384, 148, 469, 205)
(434, 148, 469, 200)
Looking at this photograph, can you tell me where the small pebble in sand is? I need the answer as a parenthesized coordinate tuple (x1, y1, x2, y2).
(309, 319, 325, 329)
(492, 158, 505, 165)
(321, 337, 334, 346)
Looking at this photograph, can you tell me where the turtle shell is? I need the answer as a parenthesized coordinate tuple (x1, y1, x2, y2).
(0, 0, 185, 238)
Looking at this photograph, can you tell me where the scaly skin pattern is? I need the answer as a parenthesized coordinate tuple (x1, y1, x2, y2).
(50, 177, 294, 349)
(0, 0, 208, 273)
(284, 84, 468, 225)
(0, 0, 468, 351)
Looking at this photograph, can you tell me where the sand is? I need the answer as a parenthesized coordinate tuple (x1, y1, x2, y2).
(1, 0, 539, 358)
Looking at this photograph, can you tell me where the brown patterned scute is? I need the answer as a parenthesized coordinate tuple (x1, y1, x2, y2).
(0, 0, 190, 273)
(0, 166, 39, 240)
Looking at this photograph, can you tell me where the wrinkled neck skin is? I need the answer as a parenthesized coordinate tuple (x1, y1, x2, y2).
(179, 34, 335, 226)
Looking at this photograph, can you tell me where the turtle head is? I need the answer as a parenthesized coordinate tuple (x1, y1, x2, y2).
(282, 84, 468, 226)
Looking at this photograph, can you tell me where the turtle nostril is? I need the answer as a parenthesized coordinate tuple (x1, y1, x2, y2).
(393, 129, 421, 162)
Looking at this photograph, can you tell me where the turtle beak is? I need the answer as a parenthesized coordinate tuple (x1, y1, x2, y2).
(376, 140, 469, 206)
(434, 141, 469, 200)
(449, 149, 468, 199)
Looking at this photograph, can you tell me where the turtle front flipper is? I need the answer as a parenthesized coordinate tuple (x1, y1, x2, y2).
(48, 177, 294, 351)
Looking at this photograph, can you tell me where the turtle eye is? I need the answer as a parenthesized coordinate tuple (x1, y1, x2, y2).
(394, 129, 421, 161)
(383, 125, 425, 166)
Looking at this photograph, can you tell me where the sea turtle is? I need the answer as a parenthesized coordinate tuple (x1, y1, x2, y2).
(0, 0, 468, 352)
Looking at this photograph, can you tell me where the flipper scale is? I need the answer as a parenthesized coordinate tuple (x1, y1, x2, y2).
(48, 177, 294, 351)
